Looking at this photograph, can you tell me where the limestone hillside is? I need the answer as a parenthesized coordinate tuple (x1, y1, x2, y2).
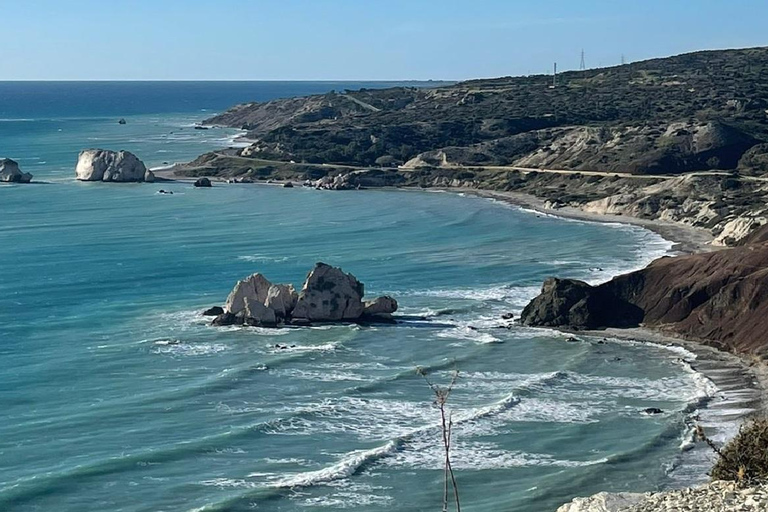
(205, 47, 768, 175)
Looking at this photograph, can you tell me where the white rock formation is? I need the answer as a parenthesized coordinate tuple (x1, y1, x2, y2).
(265, 284, 298, 318)
(0, 158, 32, 183)
(713, 215, 767, 246)
(292, 263, 365, 321)
(224, 273, 273, 314)
(363, 296, 398, 317)
(242, 297, 277, 326)
(75, 149, 151, 182)
(555, 492, 646, 512)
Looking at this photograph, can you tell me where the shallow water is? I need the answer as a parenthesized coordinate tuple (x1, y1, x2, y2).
(0, 82, 722, 512)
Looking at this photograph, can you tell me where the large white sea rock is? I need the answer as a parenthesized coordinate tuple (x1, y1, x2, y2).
(224, 273, 273, 314)
(75, 149, 152, 182)
(265, 284, 298, 318)
(292, 263, 365, 321)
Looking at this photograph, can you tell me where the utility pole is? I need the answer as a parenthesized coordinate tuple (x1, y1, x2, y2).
(621, 54, 626, 66)
(580, 50, 586, 71)
(552, 62, 557, 88)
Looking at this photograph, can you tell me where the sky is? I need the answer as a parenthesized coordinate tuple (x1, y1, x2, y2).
(1, 0, 767, 81)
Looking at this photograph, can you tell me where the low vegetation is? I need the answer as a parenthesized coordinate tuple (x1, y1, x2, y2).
(699, 419, 768, 485)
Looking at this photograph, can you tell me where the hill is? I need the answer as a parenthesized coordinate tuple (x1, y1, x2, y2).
(204, 47, 768, 175)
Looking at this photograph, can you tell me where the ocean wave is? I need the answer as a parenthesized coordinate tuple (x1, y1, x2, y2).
(237, 254, 291, 263)
(269, 441, 400, 488)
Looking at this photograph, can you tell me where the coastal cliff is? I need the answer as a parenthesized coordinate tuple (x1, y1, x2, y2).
(521, 239, 768, 357)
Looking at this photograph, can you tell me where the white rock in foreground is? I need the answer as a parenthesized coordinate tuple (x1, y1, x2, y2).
(75, 149, 154, 182)
(556, 481, 768, 512)
(0, 158, 32, 183)
(556, 492, 646, 512)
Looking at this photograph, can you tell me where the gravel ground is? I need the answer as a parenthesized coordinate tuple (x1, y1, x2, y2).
(628, 481, 768, 511)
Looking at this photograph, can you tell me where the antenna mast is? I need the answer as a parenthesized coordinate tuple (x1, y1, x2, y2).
(580, 50, 586, 71)
(552, 62, 557, 88)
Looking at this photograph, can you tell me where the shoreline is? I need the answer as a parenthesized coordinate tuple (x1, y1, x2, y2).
(453, 188, 716, 256)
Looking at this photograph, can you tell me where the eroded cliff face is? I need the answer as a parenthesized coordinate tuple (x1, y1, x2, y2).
(521, 241, 768, 357)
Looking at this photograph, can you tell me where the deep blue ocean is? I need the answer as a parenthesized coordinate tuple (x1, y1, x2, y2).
(0, 82, 722, 512)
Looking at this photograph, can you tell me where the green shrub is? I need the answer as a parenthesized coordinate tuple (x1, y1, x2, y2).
(704, 418, 768, 485)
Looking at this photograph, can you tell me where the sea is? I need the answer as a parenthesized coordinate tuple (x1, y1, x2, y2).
(0, 82, 736, 511)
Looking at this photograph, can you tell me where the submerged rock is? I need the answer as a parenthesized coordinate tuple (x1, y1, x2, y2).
(0, 158, 32, 183)
(292, 263, 365, 321)
(75, 149, 151, 182)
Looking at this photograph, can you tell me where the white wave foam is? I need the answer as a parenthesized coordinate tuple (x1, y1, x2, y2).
(269, 441, 399, 488)
(436, 326, 501, 344)
(152, 342, 229, 356)
(237, 254, 290, 263)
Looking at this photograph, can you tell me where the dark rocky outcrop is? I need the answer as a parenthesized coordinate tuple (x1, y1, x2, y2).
(194, 177, 212, 188)
(207, 263, 397, 327)
(522, 242, 768, 357)
(520, 278, 643, 330)
(0, 158, 32, 183)
(202, 306, 224, 316)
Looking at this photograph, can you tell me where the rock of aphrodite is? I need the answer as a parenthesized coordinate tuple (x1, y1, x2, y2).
(265, 284, 298, 318)
(224, 273, 273, 314)
(75, 149, 155, 182)
(0, 158, 33, 183)
(292, 263, 365, 321)
(208, 263, 397, 327)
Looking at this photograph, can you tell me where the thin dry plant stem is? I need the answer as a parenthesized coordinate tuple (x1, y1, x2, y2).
(417, 367, 461, 512)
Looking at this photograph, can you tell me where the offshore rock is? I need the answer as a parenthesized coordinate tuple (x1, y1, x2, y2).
(75, 149, 150, 182)
(242, 297, 277, 327)
(363, 296, 398, 317)
(224, 273, 273, 314)
(292, 263, 365, 321)
(0, 158, 32, 183)
(264, 284, 298, 318)
(194, 177, 212, 188)
(211, 263, 395, 327)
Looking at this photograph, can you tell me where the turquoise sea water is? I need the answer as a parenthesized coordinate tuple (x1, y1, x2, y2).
(0, 83, 719, 512)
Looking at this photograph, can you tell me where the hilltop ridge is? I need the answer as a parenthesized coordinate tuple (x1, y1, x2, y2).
(204, 47, 768, 175)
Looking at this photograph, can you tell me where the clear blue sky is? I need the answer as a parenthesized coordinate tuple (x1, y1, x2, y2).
(2, 0, 766, 80)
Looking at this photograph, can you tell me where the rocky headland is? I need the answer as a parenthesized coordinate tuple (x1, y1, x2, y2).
(520, 228, 768, 358)
(0, 158, 33, 183)
(205, 262, 397, 327)
(76, 149, 155, 182)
